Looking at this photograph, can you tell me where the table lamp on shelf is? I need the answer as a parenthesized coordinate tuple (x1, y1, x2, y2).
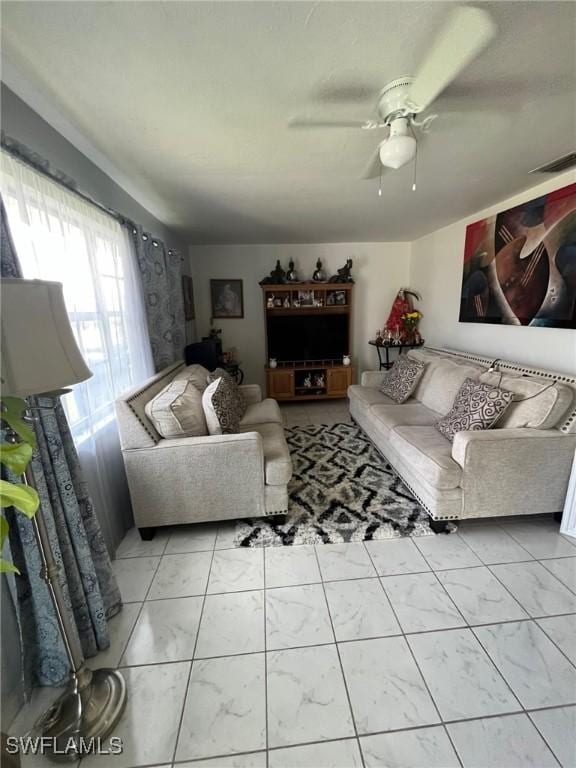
(1, 278, 127, 758)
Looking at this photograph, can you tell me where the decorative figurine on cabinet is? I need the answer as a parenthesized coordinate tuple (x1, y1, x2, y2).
(329, 259, 354, 283)
(315, 373, 325, 388)
(260, 260, 286, 284)
(312, 259, 326, 282)
(283, 296, 291, 308)
(267, 295, 275, 309)
(286, 259, 299, 283)
(304, 374, 313, 388)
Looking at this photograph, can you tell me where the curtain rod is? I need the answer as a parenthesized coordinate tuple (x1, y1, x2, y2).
(1, 132, 181, 257)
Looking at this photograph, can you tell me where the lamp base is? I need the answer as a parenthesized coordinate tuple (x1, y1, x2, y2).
(35, 667, 127, 762)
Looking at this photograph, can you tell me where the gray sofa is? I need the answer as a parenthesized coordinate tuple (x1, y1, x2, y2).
(115, 362, 292, 536)
(348, 347, 576, 528)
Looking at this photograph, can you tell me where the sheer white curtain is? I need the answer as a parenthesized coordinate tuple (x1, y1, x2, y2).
(1, 151, 154, 549)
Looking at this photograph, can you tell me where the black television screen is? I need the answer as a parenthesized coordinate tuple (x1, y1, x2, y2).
(267, 314, 349, 362)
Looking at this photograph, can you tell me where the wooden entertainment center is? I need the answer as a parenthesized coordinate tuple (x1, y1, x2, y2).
(262, 282, 354, 401)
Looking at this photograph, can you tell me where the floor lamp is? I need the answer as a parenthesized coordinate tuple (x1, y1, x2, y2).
(1, 278, 127, 760)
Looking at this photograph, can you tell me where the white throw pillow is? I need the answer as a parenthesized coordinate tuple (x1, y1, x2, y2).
(202, 379, 222, 435)
(145, 378, 207, 438)
(173, 363, 211, 392)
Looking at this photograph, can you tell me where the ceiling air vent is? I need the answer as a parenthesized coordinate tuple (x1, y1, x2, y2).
(529, 152, 576, 174)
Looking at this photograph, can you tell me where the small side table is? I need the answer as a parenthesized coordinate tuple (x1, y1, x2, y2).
(368, 340, 425, 370)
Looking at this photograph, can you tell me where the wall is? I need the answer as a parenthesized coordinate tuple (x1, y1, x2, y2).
(190, 243, 411, 388)
(0, 84, 196, 342)
(1, 85, 185, 249)
(410, 171, 576, 375)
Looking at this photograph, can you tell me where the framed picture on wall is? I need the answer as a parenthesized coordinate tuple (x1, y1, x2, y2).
(211, 279, 244, 318)
(182, 275, 195, 320)
(459, 182, 576, 328)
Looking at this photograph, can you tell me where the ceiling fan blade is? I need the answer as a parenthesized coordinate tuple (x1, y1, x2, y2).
(362, 146, 383, 180)
(289, 118, 376, 129)
(407, 6, 496, 113)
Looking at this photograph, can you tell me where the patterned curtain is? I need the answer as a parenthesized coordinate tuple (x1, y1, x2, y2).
(1, 198, 122, 690)
(131, 224, 186, 370)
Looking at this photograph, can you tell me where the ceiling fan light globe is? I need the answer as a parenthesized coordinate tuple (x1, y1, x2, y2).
(379, 134, 417, 170)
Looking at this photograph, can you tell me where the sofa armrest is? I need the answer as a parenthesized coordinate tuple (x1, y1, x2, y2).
(122, 431, 267, 522)
(151, 431, 263, 452)
(361, 370, 387, 387)
(452, 428, 576, 518)
(239, 384, 262, 405)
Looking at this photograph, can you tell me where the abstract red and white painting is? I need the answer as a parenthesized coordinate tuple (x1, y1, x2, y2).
(459, 183, 576, 328)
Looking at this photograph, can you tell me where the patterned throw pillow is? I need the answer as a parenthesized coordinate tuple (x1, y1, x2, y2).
(207, 367, 236, 386)
(202, 376, 247, 435)
(435, 378, 514, 442)
(379, 356, 426, 403)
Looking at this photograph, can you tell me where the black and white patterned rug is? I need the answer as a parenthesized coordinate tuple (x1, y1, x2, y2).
(235, 422, 453, 547)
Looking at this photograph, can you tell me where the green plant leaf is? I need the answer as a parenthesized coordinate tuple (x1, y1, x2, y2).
(0, 557, 19, 575)
(0, 479, 39, 517)
(0, 442, 33, 476)
(1, 397, 27, 420)
(0, 515, 8, 548)
(1, 397, 36, 448)
(0, 516, 20, 574)
(1, 414, 36, 448)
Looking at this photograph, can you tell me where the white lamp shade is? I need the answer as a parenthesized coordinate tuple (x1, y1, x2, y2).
(1, 278, 92, 397)
(379, 134, 417, 170)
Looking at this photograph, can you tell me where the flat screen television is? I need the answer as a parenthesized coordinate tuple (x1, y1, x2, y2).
(267, 314, 349, 362)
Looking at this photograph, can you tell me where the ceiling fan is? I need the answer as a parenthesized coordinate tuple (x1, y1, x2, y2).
(290, 5, 497, 180)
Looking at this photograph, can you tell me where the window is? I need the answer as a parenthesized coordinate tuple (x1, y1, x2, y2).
(1, 151, 153, 444)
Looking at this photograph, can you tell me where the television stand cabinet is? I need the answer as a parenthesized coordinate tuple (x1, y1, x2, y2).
(267, 361, 353, 401)
(262, 281, 354, 402)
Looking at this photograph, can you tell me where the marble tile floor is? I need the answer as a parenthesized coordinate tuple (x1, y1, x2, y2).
(10, 514, 576, 768)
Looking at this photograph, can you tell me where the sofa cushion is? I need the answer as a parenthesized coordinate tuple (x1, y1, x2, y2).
(371, 403, 443, 441)
(348, 384, 400, 410)
(379, 356, 426, 403)
(414, 357, 483, 414)
(479, 371, 574, 430)
(389, 426, 462, 490)
(202, 377, 247, 435)
(173, 363, 211, 392)
(145, 378, 207, 439)
(407, 349, 444, 401)
(241, 398, 283, 427)
(436, 378, 514, 442)
(240, 422, 292, 485)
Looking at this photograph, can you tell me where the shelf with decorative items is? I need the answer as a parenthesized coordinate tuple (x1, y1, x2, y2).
(262, 283, 353, 312)
(261, 258, 355, 401)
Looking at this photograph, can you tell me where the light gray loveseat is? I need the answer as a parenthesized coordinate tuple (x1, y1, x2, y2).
(348, 347, 576, 529)
(115, 362, 292, 537)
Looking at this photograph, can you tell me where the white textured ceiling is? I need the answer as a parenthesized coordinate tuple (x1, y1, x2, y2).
(2, 1, 575, 244)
